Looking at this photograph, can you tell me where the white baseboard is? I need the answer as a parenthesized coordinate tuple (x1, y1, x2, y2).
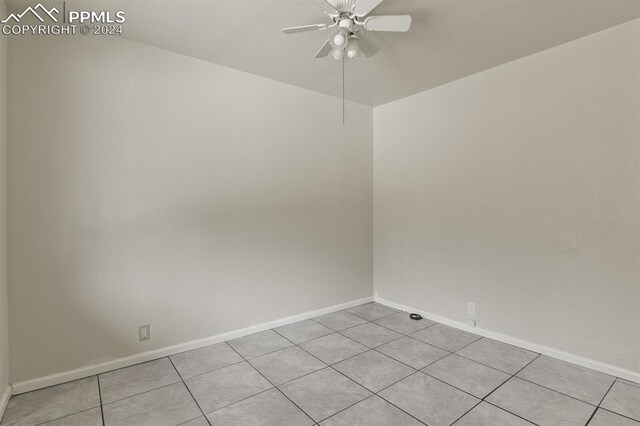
(0, 385, 11, 421)
(12, 296, 373, 395)
(375, 296, 640, 384)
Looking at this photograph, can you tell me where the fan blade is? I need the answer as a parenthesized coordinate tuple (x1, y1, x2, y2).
(315, 40, 333, 58)
(309, 0, 338, 15)
(363, 15, 411, 32)
(353, 0, 385, 17)
(355, 31, 380, 57)
(283, 24, 328, 34)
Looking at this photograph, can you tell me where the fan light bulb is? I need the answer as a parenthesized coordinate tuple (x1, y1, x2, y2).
(333, 32, 346, 47)
(346, 37, 360, 59)
(331, 47, 344, 60)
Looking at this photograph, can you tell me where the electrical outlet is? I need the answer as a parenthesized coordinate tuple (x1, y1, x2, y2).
(138, 324, 150, 341)
(467, 302, 476, 317)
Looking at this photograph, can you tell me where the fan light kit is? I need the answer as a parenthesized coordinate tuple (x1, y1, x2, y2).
(283, 0, 412, 59)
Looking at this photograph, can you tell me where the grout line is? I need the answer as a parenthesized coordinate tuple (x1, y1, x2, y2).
(226, 340, 317, 425)
(166, 357, 212, 426)
(449, 353, 543, 425)
(169, 358, 246, 383)
(226, 344, 295, 362)
(269, 326, 395, 424)
(176, 415, 209, 426)
(597, 379, 617, 408)
(406, 331, 483, 355)
(97, 375, 105, 426)
(369, 346, 431, 373)
(7, 374, 107, 399)
(512, 374, 603, 408)
(334, 350, 416, 393)
(449, 399, 483, 426)
(31, 376, 106, 426)
(310, 394, 376, 424)
(482, 400, 541, 425)
(323, 365, 380, 419)
(308, 316, 368, 332)
(594, 407, 640, 424)
(462, 354, 547, 425)
(585, 380, 617, 425)
(481, 353, 540, 403)
(33, 406, 104, 426)
(304, 308, 433, 425)
(413, 369, 483, 401)
(100, 376, 182, 405)
(370, 314, 438, 335)
(272, 386, 318, 425)
(369, 371, 430, 425)
(371, 369, 421, 395)
(312, 385, 373, 424)
(96, 357, 175, 379)
(443, 337, 541, 377)
(485, 351, 616, 411)
(345, 308, 398, 322)
(203, 385, 276, 417)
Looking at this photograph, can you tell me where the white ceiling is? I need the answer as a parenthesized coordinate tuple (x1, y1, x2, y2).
(9, 0, 640, 105)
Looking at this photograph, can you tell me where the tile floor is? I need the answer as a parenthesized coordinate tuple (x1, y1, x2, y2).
(2, 302, 639, 425)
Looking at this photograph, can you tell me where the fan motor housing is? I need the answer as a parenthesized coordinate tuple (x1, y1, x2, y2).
(338, 18, 354, 31)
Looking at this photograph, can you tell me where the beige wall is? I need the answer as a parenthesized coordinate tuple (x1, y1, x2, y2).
(8, 35, 373, 383)
(374, 19, 640, 374)
(0, 0, 9, 400)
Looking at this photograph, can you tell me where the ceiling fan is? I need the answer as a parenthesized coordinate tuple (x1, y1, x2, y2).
(282, 0, 411, 60)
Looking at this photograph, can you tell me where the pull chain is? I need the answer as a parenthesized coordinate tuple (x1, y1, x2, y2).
(342, 54, 345, 124)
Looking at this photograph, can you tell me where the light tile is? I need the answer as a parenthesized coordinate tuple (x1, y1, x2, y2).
(206, 388, 313, 426)
(376, 336, 449, 369)
(41, 407, 103, 426)
(601, 380, 640, 421)
(313, 311, 368, 331)
(410, 324, 480, 352)
(279, 368, 371, 422)
(589, 408, 640, 426)
(340, 323, 402, 348)
(372, 302, 401, 311)
(99, 358, 180, 404)
(185, 361, 272, 414)
(619, 378, 640, 389)
(275, 320, 333, 344)
(250, 346, 326, 385)
(517, 355, 615, 405)
(374, 313, 435, 335)
(333, 351, 414, 392)
(423, 354, 510, 398)
(300, 333, 368, 364)
(103, 382, 201, 426)
(347, 303, 396, 321)
(457, 339, 538, 374)
(486, 377, 594, 426)
(170, 342, 243, 379)
(0, 376, 100, 426)
(320, 395, 422, 426)
(455, 402, 533, 426)
(227, 330, 293, 359)
(378, 372, 479, 425)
